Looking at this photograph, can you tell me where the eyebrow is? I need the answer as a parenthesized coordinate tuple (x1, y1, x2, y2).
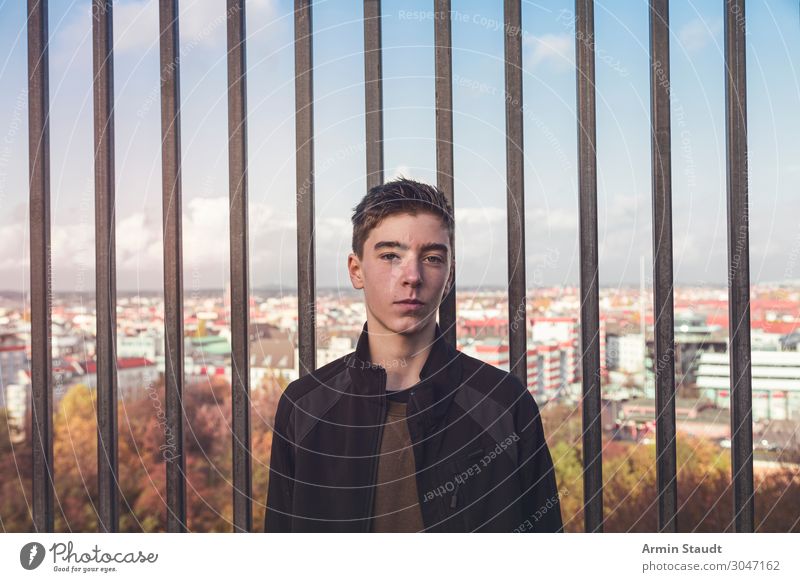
(373, 240, 449, 256)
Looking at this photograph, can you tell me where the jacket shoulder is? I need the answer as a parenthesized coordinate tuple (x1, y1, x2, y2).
(456, 349, 530, 403)
(274, 354, 353, 444)
(281, 354, 351, 402)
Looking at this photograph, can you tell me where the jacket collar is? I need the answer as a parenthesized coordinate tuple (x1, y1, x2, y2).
(346, 319, 463, 423)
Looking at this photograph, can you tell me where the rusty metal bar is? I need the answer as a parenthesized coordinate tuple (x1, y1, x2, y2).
(434, 0, 456, 349)
(158, 0, 187, 532)
(27, 0, 54, 533)
(575, 0, 603, 532)
(295, 0, 316, 377)
(724, 0, 754, 533)
(504, 0, 527, 389)
(227, 0, 253, 533)
(364, 0, 383, 190)
(648, 0, 678, 533)
(92, 0, 120, 533)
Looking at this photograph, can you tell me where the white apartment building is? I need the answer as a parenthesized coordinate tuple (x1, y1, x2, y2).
(696, 350, 800, 421)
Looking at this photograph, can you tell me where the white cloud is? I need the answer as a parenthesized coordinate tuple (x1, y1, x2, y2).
(523, 33, 573, 71)
(0, 220, 27, 271)
(0, 195, 294, 290)
(112, 0, 277, 54)
(678, 18, 722, 54)
(117, 211, 161, 269)
(527, 206, 575, 233)
(113, 0, 159, 54)
(2, 190, 795, 290)
(455, 206, 505, 227)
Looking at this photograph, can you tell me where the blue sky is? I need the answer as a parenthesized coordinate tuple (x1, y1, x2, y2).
(0, 0, 798, 294)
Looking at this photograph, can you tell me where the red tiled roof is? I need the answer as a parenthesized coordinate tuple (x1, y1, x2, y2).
(704, 314, 800, 335)
(82, 357, 155, 374)
(751, 320, 799, 335)
(0, 345, 26, 352)
(462, 318, 507, 327)
(475, 344, 508, 353)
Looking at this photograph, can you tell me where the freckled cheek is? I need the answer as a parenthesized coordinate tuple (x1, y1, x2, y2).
(367, 265, 399, 295)
(389, 264, 405, 281)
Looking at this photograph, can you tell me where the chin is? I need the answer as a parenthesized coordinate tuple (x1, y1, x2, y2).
(392, 314, 436, 334)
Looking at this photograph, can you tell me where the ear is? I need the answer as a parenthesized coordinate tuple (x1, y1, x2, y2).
(348, 252, 364, 290)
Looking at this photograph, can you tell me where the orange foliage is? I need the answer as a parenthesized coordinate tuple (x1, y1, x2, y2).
(0, 373, 282, 532)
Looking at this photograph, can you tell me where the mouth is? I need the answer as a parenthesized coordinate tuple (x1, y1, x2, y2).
(394, 299, 425, 312)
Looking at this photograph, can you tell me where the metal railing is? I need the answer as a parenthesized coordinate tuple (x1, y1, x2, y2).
(25, 0, 754, 533)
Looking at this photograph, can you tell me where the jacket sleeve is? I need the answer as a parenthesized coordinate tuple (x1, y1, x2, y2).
(514, 385, 564, 532)
(264, 389, 295, 532)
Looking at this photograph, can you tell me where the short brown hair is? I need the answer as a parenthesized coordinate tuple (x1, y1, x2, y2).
(351, 177, 455, 260)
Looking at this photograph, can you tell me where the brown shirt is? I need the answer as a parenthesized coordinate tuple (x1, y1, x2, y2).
(370, 389, 425, 532)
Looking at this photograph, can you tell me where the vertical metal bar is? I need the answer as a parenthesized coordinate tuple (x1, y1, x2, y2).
(295, 0, 316, 377)
(158, 0, 187, 532)
(648, 0, 678, 533)
(504, 0, 527, 390)
(364, 0, 383, 189)
(434, 0, 456, 349)
(92, 0, 119, 533)
(724, 0, 754, 533)
(27, 0, 54, 533)
(575, 0, 603, 532)
(227, 0, 252, 533)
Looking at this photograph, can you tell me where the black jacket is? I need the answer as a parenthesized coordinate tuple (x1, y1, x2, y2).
(264, 321, 563, 532)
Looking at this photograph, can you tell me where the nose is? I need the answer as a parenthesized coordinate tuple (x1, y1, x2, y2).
(399, 257, 422, 286)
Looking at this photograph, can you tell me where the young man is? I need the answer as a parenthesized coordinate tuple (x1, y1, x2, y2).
(265, 178, 563, 532)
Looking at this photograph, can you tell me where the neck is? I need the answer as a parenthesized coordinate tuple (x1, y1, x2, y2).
(365, 316, 438, 391)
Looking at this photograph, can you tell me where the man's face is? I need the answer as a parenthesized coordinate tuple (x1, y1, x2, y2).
(348, 211, 454, 335)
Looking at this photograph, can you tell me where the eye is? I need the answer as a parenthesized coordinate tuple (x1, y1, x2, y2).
(425, 256, 445, 264)
(380, 253, 399, 261)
